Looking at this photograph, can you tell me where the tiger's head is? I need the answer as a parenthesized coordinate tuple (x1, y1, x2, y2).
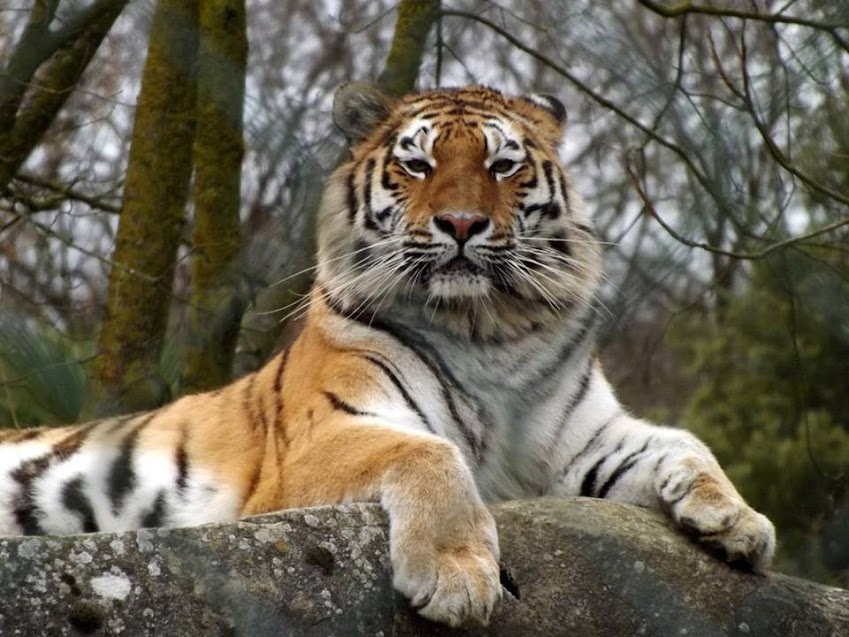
(317, 83, 602, 339)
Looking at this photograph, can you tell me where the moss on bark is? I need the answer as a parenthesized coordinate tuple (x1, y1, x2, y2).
(0, 0, 128, 190)
(378, 0, 441, 96)
(181, 0, 248, 393)
(87, 0, 200, 416)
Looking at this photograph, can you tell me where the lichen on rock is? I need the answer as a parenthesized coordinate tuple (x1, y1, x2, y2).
(1, 498, 847, 636)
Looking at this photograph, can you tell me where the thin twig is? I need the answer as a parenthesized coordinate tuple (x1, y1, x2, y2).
(9, 173, 121, 213)
(626, 158, 849, 260)
(636, 0, 849, 53)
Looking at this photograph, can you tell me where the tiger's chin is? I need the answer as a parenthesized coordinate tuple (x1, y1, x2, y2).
(427, 273, 491, 303)
(423, 257, 493, 303)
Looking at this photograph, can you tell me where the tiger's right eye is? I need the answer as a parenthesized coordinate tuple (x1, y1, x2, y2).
(402, 159, 432, 176)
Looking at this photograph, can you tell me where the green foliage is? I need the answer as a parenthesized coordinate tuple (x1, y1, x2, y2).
(0, 317, 88, 428)
(673, 250, 849, 585)
(0, 319, 185, 430)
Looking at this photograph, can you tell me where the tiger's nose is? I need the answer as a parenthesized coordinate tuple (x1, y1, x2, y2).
(434, 213, 490, 242)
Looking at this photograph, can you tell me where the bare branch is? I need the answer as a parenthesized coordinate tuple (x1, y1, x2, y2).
(0, 0, 128, 122)
(636, 0, 849, 53)
(12, 174, 121, 213)
(626, 157, 849, 260)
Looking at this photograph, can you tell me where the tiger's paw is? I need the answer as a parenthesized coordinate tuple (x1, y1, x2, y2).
(391, 507, 502, 627)
(658, 458, 776, 572)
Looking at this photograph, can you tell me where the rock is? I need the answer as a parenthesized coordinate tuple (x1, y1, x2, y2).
(1, 497, 847, 636)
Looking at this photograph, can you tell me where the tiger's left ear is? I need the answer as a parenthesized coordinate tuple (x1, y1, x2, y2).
(524, 93, 567, 127)
(333, 82, 394, 143)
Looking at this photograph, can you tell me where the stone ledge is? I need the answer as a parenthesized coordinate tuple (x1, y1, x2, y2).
(2, 498, 847, 636)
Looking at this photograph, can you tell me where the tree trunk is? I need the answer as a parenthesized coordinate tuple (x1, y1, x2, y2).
(181, 0, 248, 393)
(86, 0, 200, 416)
(378, 0, 441, 96)
(0, 0, 128, 190)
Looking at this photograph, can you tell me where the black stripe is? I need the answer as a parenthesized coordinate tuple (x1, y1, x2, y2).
(346, 171, 358, 224)
(549, 231, 571, 257)
(542, 160, 556, 198)
(530, 314, 597, 390)
(11, 454, 51, 535)
(361, 355, 435, 433)
(325, 299, 483, 458)
(574, 222, 597, 238)
(407, 100, 512, 119)
(273, 349, 288, 394)
(243, 372, 267, 435)
(175, 426, 189, 492)
(62, 476, 98, 533)
(107, 415, 155, 515)
(552, 362, 594, 443)
(597, 441, 651, 499)
(106, 413, 141, 434)
(273, 348, 291, 445)
(323, 391, 374, 417)
(580, 456, 606, 497)
(523, 202, 558, 219)
(363, 158, 376, 212)
(55, 422, 99, 457)
(381, 147, 399, 191)
(1, 429, 44, 443)
(141, 490, 168, 528)
(518, 168, 538, 189)
(559, 411, 622, 481)
(375, 206, 393, 223)
(557, 172, 571, 214)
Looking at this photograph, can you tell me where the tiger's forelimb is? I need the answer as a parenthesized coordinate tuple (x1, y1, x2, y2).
(263, 421, 501, 626)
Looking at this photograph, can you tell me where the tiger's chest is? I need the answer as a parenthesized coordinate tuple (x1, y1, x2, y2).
(408, 333, 591, 501)
(327, 309, 595, 499)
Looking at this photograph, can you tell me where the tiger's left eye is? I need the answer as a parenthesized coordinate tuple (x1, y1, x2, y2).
(403, 159, 432, 175)
(490, 158, 518, 176)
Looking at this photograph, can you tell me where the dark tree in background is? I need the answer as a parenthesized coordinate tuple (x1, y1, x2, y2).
(87, 0, 201, 415)
(181, 0, 248, 394)
(0, 0, 846, 585)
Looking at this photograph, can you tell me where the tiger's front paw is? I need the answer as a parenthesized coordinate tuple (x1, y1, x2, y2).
(658, 458, 776, 571)
(391, 506, 502, 627)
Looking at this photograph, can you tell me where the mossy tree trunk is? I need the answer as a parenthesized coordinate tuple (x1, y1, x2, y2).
(377, 0, 440, 96)
(0, 0, 128, 191)
(86, 0, 200, 416)
(181, 0, 248, 393)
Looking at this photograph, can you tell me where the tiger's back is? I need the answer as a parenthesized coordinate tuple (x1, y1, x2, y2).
(0, 84, 775, 628)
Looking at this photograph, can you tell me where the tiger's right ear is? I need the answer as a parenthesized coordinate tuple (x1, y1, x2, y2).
(333, 82, 394, 143)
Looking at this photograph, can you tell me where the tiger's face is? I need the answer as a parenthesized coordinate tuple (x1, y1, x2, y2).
(318, 84, 602, 336)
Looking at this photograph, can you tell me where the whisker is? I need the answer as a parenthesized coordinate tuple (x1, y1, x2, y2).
(265, 235, 402, 290)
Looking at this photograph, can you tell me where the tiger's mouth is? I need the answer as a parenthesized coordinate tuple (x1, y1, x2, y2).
(434, 256, 482, 276)
(421, 256, 492, 300)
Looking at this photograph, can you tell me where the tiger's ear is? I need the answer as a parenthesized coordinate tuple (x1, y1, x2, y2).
(333, 82, 394, 143)
(523, 93, 567, 127)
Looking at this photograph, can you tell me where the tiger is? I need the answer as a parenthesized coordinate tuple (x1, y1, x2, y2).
(0, 83, 775, 627)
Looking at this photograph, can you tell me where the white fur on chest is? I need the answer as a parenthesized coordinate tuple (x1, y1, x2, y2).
(418, 326, 597, 501)
(323, 306, 600, 500)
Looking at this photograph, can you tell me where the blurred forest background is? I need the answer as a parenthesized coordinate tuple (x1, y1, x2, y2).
(0, 0, 847, 585)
